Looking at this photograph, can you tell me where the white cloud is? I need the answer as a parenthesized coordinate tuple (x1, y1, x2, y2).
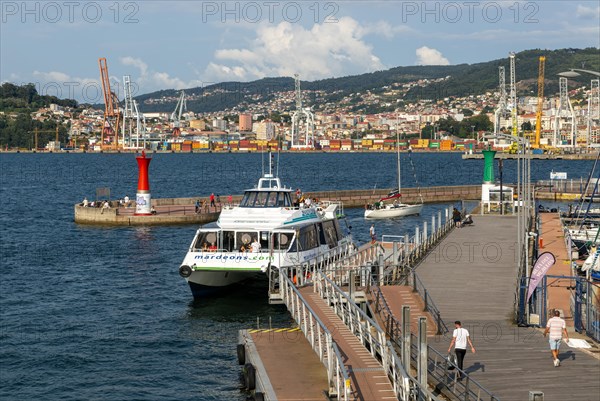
(576, 4, 600, 18)
(119, 57, 204, 92)
(31, 70, 99, 102)
(415, 47, 450, 65)
(203, 17, 386, 82)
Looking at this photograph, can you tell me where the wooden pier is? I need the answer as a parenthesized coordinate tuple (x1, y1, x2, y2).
(237, 210, 599, 401)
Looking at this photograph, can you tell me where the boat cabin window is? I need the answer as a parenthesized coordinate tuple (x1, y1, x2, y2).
(222, 231, 235, 252)
(194, 231, 219, 251)
(273, 232, 293, 251)
(240, 190, 292, 208)
(289, 225, 319, 252)
(322, 220, 338, 248)
(236, 231, 256, 251)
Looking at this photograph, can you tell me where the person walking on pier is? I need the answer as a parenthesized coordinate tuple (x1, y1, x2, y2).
(544, 310, 569, 367)
(369, 224, 376, 243)
(448, 321, 475, 378)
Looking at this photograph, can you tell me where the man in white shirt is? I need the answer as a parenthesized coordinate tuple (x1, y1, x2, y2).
(250, 238, 261, 253)
(448, 321, 475, 378)
(369, 224, 376, 243)
(544, 310, 569, 367)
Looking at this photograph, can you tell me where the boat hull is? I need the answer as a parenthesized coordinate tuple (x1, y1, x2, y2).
(186, 270, 261, 297)
(364, 203, 423, 219)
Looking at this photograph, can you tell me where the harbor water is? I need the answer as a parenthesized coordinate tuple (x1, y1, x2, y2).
(0, 152, 593, 400)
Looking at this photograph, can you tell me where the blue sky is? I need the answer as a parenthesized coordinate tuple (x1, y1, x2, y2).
(1, 1, 599, 102)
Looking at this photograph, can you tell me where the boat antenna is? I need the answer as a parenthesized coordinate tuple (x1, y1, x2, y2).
(276, 149, 280, 178)
(261, 147, 265, 177)
(396, 113, 401, 193)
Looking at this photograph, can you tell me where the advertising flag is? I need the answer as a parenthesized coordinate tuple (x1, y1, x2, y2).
(526, 251, 556, 302)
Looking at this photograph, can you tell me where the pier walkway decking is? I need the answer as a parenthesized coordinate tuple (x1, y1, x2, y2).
(412, 215, 600, 401)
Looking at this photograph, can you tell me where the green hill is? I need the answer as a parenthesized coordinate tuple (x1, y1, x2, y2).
(136, 48, 599, 113)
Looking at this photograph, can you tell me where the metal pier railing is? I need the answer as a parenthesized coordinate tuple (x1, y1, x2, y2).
(313, 271, 441, 401)
(280, 272, 351, 400)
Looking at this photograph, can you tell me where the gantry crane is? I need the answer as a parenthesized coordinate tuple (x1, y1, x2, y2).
(98, 57, 122, 149)
(534, 56, 546, 149)
(170, 91, 187, 137)
(30, 125, 61, 151)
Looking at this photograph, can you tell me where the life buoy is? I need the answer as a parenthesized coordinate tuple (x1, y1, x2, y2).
(179, 265, 192, 278)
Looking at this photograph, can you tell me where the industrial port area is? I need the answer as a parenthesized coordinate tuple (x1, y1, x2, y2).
(3, 52, 599, 156)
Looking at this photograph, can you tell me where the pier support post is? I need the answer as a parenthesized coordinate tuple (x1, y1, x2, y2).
(415, 227, 420, 246)
(378, 253, 384, 286)
(404, 234, 409, 259)
(349, 270, 355, 301)
(402, 306, 411, 370)
(423, 221, 428, 246)
(431, 215, 436, 238)
(418, 317, 428, 389)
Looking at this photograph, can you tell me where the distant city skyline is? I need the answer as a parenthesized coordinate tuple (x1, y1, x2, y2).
(1, 1, 598, 102)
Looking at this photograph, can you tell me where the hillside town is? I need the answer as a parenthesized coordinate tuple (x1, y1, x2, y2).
(5, 73, 600, 153)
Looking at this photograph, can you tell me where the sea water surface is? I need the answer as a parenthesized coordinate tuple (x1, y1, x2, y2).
(0, 152, 592, 400)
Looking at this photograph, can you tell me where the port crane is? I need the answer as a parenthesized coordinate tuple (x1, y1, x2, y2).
(98, 57, 122, 149)
(534, 56, 546, 149)
(290, 74, 315, 148)
(30, 125, 61, 151)
(170, 91, 187, 137)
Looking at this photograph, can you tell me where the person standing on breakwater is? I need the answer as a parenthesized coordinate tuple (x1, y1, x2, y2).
(210, 193, 215, 207)
(370, 224, 376, 243)
(448, 321, 475, 378)
(544, 310, 569, 367)
(227, 194, 233, 206)
(195, 200, 201, 214)
(452, 208, 462, 228)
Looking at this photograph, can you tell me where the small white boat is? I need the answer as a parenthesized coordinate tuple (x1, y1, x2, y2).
(364, 125, 423, 219)
(365, 197, 423, 219)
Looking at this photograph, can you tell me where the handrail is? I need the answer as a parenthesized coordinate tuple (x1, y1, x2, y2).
(372, 284, 499, 401)
(413, 273, 449, 334)
(314, 271, 439, 400)
(280, 271, 350, 400)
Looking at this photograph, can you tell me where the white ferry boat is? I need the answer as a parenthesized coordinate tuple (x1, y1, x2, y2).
(178, 156, 352, 298)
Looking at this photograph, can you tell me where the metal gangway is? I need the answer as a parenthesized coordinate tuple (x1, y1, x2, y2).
(280, 266, 440, 400)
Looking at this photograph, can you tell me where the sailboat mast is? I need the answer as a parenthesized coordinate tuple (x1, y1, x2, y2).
(396, 115, 401, 193)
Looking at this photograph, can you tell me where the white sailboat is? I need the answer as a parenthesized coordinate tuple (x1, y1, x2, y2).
(364, 124, 423, 219)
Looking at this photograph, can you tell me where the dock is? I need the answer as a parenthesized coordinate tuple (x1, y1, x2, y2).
(237, 209, 599, 401)
(74, 184, 583, 225)
(462, 153, 597, 160)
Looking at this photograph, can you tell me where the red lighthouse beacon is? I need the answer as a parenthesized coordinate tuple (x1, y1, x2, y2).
(135, 150, 152, 215)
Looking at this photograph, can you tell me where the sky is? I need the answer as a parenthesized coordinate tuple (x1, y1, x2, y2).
(1, 1, 599, 103)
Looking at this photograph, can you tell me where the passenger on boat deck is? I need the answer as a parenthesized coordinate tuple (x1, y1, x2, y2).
(209, 242, 218, 251)
(239, 244, 246, 253)
(251, 238, 261, 253)
(305, 197, 312, 207)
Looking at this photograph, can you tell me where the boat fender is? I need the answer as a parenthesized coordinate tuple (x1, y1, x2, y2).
(254, 392, 265, 401)
(243, 363, 256, 390)
(179, 265, 192, 278)
(237, 343, 246, 365)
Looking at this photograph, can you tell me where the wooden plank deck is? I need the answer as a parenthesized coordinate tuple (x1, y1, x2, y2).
(374, 286, 438, 336)
(539, 212, 577, 325)
(413, 215, 600, 401)
(299, 286, 397, 401)
(247, 329, 330, 400)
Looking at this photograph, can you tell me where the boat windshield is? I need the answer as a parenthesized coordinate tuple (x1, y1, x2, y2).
(192, 229, 294, 252)
(240, 190, 292, 208)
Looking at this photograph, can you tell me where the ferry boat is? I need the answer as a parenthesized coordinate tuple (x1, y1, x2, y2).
(178, 155, 352, 298)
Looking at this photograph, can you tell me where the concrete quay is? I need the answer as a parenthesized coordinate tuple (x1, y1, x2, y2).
(463, 153, 598, 160)
(73, 184, 582, 225)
